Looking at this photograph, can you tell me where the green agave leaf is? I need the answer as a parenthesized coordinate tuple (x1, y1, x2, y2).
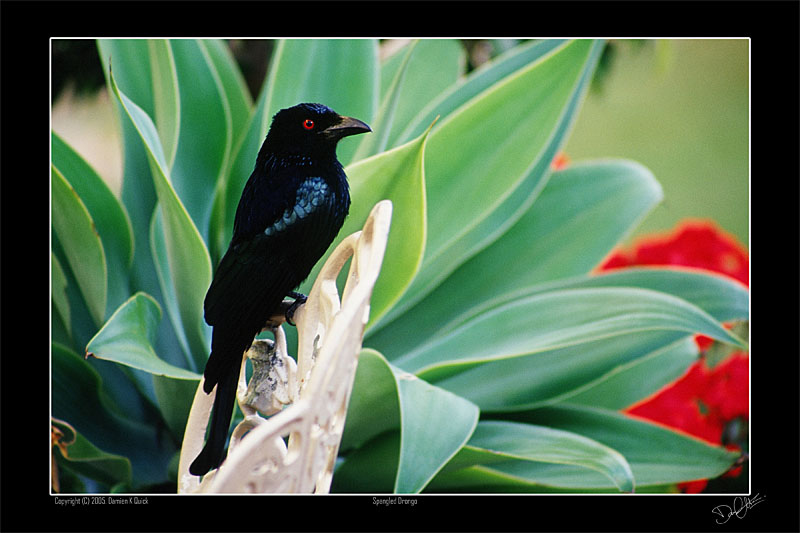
(581, 267, 750, 323)
(98, 42, 203, 411)
(98, 40, 154, 112)
(378, 39, 466, 151)
(200, 39, 253, 138)
(396, 39, 569, 145)
(299, 123, 431, 328)
(435, 466, 686, 492)
(52, 418, 132, 489)
(395, 286, 745, 379)
(86, 293, 199, 380)
(459, 160, 663, 299)
(52, 252, 71, 336)
(52, 132, 133, 314)
(341, 349, 400, 451)
(560, 335, 700, 410)
(109, 68, 213, 366)
(203, 38, 254, 257)
(426, 465, 678, 493)
(98, 40, 160, 297)
(51, 166, 107, 326)
(393, 366, 479, 493)
(144, 39, 246, 245)
(378, 39, 604, 329)
(149, 209, 206, 371)
(368, 159, 662, 357)
(439, 268, 750, 346)
(167, 39, 233, 241)
(504, 405, 741, 489)
(446, 420, 635, 492)
(351, 40, 418, 161)
(337, 350, 478, 493)
(332, 430, 402, 493)
(146, 40, 180, 170)
(99, 40, 194, 370)
(152, 375, 199, 444)
(220, 39, 379, 255)
(52, 343, 172, 485)
(395, 267, 747, 411)
(432, 331, 691, 412)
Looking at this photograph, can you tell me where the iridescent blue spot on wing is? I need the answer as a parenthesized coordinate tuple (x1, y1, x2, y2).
(263, 177, 330, 236)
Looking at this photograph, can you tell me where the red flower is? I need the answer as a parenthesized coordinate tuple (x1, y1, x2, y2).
(702, 352, 749, 421)
(598, 220, 749, 493)
(624, 353, 749, 493)
(597, 220, 748, 287)
(626, 353, 749, 444)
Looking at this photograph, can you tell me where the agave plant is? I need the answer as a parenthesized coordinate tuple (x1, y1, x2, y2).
(51, 38, 748, 493)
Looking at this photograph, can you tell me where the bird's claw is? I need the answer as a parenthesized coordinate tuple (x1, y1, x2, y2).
(285, 292, 307, 327)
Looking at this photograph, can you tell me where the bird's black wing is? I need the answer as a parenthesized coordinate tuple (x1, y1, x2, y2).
(201, 174, 347, 392)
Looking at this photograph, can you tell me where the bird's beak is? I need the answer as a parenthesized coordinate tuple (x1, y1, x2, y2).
(324, 115, 372, 139)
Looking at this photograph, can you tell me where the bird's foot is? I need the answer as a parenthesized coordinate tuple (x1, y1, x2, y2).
(285, 292, 307, 326)
(261, 292, 307, 330)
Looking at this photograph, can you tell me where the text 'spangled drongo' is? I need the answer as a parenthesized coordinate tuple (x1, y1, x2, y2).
(189, 103, 371, 476)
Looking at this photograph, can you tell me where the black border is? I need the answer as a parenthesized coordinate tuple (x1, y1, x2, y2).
(3, 1, 798, 531)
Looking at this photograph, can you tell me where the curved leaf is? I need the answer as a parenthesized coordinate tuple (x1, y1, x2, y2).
(337, 350, 478, 493)
(86, 293, 199, 380)
(431, 404, 739, 492)
(109, 69, 213, 365)
(510, 405, 741, 489)
(52, 418, 132, 490)
(449, 420, 635, 492)
(406, 267, 747, 411)
(146, 40, 180, 170)
(394, 287, 746, 378)
(439, 267, 749, 345)
(204, 38, 255, 256)
(150, 208, 206, 371)
(341, 349, 400, 451)
(52, 343, 172, 485)
(379, 40, 605, 328)
(52, 132, 133, 313)
(433, 331, 694, 412)
(98, 40, 160, 297)
(331, 430, 401, 493)
(396, 39, 568, 145)
(168, 39, 232, 240)
(368, 159, 663, 356)
(351, 40, 418, 161)
(393, 366, 479, 493)
(51, 166, 107, 326)
(201, 39, 253, 138)
(560, 336, 701, 410)
(585, 267, 750, 322)
(380, 39, 465, 150)
(52, 252, 71, 334)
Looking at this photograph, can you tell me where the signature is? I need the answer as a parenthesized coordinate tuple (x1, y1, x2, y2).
(711, 494, 765, 524)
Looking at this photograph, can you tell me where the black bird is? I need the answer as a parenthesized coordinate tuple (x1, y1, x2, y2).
(189, 103, 371, 476)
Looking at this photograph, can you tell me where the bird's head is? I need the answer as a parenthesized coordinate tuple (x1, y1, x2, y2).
(264, 103, 371, 158)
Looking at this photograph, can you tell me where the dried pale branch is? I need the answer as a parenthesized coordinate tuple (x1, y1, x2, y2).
(178, 200, 392, 493)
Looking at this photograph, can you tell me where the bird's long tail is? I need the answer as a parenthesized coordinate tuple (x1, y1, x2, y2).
(189, 363, 240, 476)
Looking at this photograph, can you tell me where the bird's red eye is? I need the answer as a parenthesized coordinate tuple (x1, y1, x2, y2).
(302, 119, 315, 130)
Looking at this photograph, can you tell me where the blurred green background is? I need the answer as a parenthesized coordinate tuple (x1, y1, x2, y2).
(52, 39, 750, 250)
(565, 39, 749, 250)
